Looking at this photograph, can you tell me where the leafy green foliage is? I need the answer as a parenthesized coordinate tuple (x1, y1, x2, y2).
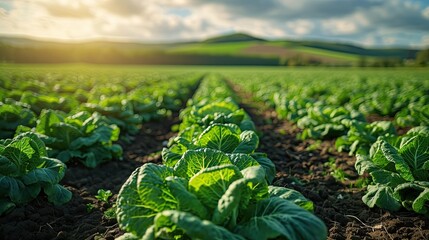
(82, 98, 142, 136)
(116, 162, 325, 239)
(103, 205, 117, 220)
(0, 101, 36, 139)
(163, 123, 259, 167)
(324, 157, 349, 182)
(20, 92, 79, 115)
(148, 210, 246, 240)
(235, 197, 327, 240)
(0, 132, 71, 215)
(356, 128, 429, 215)
(227, 69, 429, 218)
(95, 189, 112, 203)
(189, 164, 243, 210)
(22, 110, 123, 168)
(116, 164, 177, 237)
(1, 66, 201, 147)
(229, 70, 428, 132)
(395, 103, 429, 127)
(116, 75, 326, 240)
(297, 106, 364, 140)
(335, 120, 397, 155)
(250, 153, 276, 184)
(268, 186, 314, 211)
(174, 148, 232, 179)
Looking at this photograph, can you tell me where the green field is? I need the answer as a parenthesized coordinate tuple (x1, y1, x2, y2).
(3, 63, 428, 73)
(1, 64, 429, 239)
(167, 42, 256, 55)
(167, 41, 363, 62)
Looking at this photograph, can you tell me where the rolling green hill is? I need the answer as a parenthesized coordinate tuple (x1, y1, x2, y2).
(203, 33, 266, 43)
(0, 33, 421, 66)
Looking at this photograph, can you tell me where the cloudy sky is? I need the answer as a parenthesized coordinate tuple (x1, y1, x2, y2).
(1, 0, 429, 47)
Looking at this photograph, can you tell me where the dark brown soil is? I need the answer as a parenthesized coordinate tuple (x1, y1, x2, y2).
(235, 85, 429, 240)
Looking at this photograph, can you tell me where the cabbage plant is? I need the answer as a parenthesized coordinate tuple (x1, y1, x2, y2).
(395, 103, 429, 127)
(355, 127, 429, 215)
(163, 123, 258, 165)
(20, 91, 78, 115)
(117, 75, 327, 239)
(82, 97, 142, 136)
(0, 101, 36, 139)
(116, 150, 326, 240)
(20, 109, 122, 168)
(335, 120, 397, 155)
(0, 132, 71, 215)
(179, 100, 255, 132)
(297, 106, 365, 140)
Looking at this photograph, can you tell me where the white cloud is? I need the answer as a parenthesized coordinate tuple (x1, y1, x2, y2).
(422, 35, 429, 46)
(322, 20, 358, 35)
(423, 7, 429, 19)
(0, 0, 428, 47)
(99, 0, 145, 17)
(287, 20, 314, 35)
(361, 36, 376, 47)
(41, 1, 93, 18)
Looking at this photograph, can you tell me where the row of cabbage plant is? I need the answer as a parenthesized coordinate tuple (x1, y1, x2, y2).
(115, 74, 327, 240)
(0, 71, 201, 216)
(1, 73, 201, 168)
(226, 71, 429, 217)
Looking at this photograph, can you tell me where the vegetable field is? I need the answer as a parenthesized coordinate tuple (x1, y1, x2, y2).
(1, 64, 429, 240)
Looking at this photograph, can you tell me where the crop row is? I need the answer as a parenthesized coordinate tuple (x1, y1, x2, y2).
(115, 74, 328, 239)
(1, 70, 201, 139)
(227, 71, 429, 217)
(0, 70, 201, 215)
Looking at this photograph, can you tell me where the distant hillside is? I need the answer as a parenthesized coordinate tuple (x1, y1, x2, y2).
(203, 33, 266, 43)
(0, 33, 421, 66)
(296, 41, 417, 59)
(0, 36, 182, 50)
